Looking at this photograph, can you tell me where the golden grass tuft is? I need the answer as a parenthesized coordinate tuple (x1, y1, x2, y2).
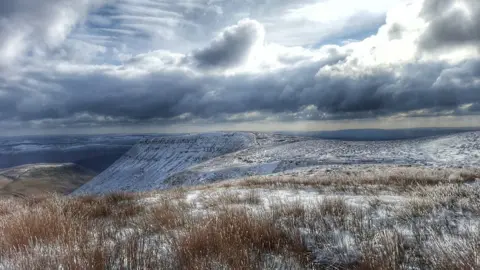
(177, 208, 310, 269)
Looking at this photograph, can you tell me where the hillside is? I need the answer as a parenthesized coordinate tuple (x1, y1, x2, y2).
(73, 132, 273, 194)
(0, 163, 95, 198)
(73, 131, 480, 195)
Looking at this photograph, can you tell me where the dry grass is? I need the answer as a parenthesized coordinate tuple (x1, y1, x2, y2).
(218, 166, 480, 193)
(397, 184, 480, 219)
(0, 166, 480, 269)
(0, 194, 167, 269)
(357, 230, 409, 270)
(397, 197, 438, 220)
(0, 203, 85, 253)
(141, 197, 191, 233)
(177, 208, 310, 269)
(199, 189, 262, 208)
(103, 191, 138, 204)
(422, 233, 480, 270)
(0, 199, 18, 215)
(64, 193, 144, 222)
(2, 229, 173, 270)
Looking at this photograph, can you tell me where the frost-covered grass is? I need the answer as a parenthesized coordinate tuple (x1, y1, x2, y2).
(1, 166, 480, 269)
(214, 165, 480, 191)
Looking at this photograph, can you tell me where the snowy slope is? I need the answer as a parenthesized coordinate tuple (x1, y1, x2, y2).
(420, 131, 480, 166)
(73, 132, 259, 194)
(74, 131, 480, 194)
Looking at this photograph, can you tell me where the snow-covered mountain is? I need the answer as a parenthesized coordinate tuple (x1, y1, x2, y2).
(74, 132, 260, 194)
(73, 131, 480, 195)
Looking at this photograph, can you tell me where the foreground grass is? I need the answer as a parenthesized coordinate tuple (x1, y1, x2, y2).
(0, 166, 479, 269)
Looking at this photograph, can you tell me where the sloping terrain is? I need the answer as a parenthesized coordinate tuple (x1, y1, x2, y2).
(420, 131, 480, 165)
(73, 132, 271, 194)
(74, 131, 480, 195)
(0, 163, 95, 198)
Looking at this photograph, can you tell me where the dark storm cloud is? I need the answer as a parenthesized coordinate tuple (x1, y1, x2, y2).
(419, 0, 480, 51)
(191, 19, 264, 68)
(468, 103, 480, 112)
(3, 52, 480, 129)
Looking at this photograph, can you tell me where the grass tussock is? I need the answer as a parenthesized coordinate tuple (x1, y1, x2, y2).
(0, 203, 85, 253)
(72, 192, 143, 217)
(141, 197, 191, 233)
(0, 199, 18, 215)
(357, 230, 409, 270)
(199, 189, 262, 208)
(177, 208, 309, 269)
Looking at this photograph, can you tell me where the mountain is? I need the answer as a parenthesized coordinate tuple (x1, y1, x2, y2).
(0, 163, 95, 198)
(73, 132, 258, 194)
(73, 131, 480, 195)
(281, 127, 480, 141)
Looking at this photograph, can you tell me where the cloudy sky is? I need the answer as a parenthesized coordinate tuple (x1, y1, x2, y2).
(0, 0, 479, 135)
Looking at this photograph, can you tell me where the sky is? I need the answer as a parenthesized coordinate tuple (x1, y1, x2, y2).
(0, 0, 479, 135)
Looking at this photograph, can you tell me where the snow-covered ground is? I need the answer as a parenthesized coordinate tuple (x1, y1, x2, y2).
(420, 131, 480, 165)
(73, 131, 480, 195)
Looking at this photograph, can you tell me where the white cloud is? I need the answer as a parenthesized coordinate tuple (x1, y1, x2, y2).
(284, 0, 396, 23)
(0, 0, 107, 67)
(261, 0, 399, 46)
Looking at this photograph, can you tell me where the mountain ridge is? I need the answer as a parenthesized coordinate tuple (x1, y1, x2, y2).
(73, 131, 480, 195)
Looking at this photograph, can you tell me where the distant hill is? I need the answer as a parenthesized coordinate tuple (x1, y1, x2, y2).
(0, 163, 95, 198)
(281, 127, 480, 141)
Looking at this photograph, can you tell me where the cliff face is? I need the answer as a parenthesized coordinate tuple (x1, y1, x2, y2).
(73, 132, 256, 194)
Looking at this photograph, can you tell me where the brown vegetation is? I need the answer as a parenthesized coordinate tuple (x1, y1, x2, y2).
(216, 166, 480, 193)
(0, 166, 479, 269)
(177, 208, 309, 269)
